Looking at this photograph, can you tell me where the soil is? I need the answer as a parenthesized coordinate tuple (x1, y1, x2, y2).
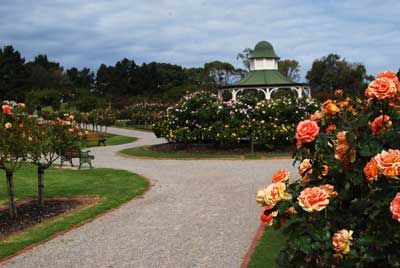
(0, 197, 99, 239)
(148, 143, 294, 155)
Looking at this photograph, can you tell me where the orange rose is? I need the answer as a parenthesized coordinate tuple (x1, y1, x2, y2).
(333, 229, 353, 255)
(335, 143, 349, 161)
(264, 182, 292, 206)
(272, 169, 290, 183)
(364, 158, 378, 181)
(371, 115, 392, 135)
(337, 131, 347, 144)
(318, 184, 338, 198)
(365, 78, 397, 100)
(322, 100, 339, 114)
(298, 187, 329, 212)
(374, 149, 400, 179)
(390, 193, 400, 222)
(296, 120, 320, 144)
(260, 205, 278, 226)
(299, 159, 312, 175)
(335, 89, 344, 97)
(310, 111, 324, 121)
(2, 104, 12, 114)
(377, 70, 400, 90)
(5, 122, 12, 129)
(325, 124, 336, 134)
(322, 165, 329, 176)
(256, 187, 268, 206)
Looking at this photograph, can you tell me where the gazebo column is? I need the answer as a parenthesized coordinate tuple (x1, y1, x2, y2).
(232, 89, 238, 101)
(218, 89, 223, 100)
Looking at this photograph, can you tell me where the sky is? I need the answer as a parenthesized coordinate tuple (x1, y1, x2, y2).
(1, 0, 399, 80)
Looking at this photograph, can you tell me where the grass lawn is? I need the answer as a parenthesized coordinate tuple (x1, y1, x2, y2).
(113, 124, 153, 132)
(119, 146, 292, 160)
(0, 165, 149, 258)
(83, 134, 138, 147)
(247, 227, 286, 268)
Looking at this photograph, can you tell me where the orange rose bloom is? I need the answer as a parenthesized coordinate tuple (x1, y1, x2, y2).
(5, 122, 12, 129)
(322, 100, 339, 114)
(374, 149, 400, 179)
(322, 165, 329, 176)
(260, 205, 278, 226)
(337, 131, 347, 144)
(365, 78, 397, 100)
(310, 111, 324, 121)
(335, 89, 344, 97)
(325, 124, 336, 134)
(2, 105, 12, 114)
(263, 182, 292, 207)
(298, 187, 329, 212)
(390, 193, 400, 222)
(333, 229, 353, 255)
(371, 115, 392, 135)
(318, 184, 338, 198)
(295, 120, 320, 144)
(364, 158, 378, 181)
(272, 169, 290, 183)
(377, 70, 400, 90)
(335, 143, 349, 161)
(299, 159, 312, 175)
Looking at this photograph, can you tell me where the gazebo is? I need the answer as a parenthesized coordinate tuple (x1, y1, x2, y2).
(218, 41, 311, 101)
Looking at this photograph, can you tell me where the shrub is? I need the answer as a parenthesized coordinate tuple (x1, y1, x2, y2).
(153, 91, 319, 148)
(255, 71, 400, 267)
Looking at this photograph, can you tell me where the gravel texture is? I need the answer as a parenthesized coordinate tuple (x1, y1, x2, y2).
(3, 127, 297, 268)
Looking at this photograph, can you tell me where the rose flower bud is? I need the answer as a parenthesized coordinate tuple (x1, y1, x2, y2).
(333, 229, 353, 255)
(322, 100, 339, 115)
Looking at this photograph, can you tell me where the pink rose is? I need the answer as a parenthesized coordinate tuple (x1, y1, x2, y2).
(295, 120, 320, 144)
(298, 187, 329, 212)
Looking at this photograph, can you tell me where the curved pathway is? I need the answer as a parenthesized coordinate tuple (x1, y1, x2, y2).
(3, 127, 297, 268)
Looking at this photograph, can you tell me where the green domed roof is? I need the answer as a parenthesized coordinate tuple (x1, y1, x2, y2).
(250, 41, 279, 59)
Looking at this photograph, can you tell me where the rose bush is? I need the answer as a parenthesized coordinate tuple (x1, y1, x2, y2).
(153, 91, 319, 148)
(255, 70, 400, 267)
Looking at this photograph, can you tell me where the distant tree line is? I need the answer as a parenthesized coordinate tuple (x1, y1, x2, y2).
(0, 44, 399, 111)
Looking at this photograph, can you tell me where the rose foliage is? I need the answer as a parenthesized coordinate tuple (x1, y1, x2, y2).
(153, 91, 319, 148)
(255, 71, 400, 267)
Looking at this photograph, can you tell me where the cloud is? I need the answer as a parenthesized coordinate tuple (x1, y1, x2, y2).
(0, 0, 399, 79)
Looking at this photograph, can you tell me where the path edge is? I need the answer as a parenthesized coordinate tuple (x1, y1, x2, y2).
(240, 222, 265, 268)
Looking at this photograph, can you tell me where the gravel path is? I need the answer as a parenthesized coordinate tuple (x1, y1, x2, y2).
(3, 127, 297, 268)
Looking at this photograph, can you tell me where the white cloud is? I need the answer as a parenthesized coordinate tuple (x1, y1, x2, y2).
(0, 0, 398, 79)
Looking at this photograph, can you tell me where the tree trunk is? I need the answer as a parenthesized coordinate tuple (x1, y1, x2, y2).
(38, 166, 45, 206)
(6, 171, 17, 218)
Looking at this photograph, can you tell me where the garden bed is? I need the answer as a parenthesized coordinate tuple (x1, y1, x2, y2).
(0, 165, 149, 258)
(120, 143, 293, 159)
(0, 197, 99, 239)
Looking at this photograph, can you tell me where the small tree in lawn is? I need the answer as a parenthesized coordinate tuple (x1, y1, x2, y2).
(30, 116, 83, 206)
(0, 101, 30, 218)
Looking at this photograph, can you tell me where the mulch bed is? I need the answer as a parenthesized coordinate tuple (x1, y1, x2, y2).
(0, 197, 98, 239)
(148, 143, 293, 155)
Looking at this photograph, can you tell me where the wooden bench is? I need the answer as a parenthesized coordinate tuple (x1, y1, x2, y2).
(86, 132, 107, 146)
(60, 148, 95, 169)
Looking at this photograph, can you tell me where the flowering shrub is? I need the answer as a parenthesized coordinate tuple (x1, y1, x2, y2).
(153, 91, 319, 148)
(0, 101, 83, 217)
(255, 70, 400, 267)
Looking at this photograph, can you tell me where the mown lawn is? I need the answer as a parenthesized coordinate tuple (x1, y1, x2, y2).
(0, 165, 149, 258)
(247, 227, 286, 268)
(119, 146, 291, 160)
(83, 134, 137, 147)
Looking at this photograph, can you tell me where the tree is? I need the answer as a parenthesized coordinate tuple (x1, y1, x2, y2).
(25, 55, 69, 91)
(306, 54, 369, 98)
(66, 67, 94, 89)
(237, 48, 253, 71)
(0, 46, 28, 100)
(0, 102, 31, 218)
(278, 59, 300, 81)
(30, 118, 82, 206)
(204, 61, 238, 88)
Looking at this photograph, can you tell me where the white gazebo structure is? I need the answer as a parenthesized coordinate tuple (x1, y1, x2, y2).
(218, 41, 311, 101)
